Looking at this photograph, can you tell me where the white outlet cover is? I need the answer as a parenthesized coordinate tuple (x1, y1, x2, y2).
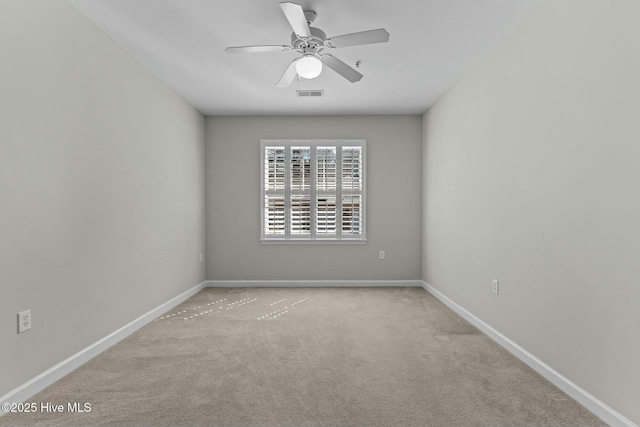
(18, 309, 31, 334)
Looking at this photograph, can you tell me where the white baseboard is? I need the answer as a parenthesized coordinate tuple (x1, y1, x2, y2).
(0, 281, 206, 412)
(421, 281, 637, 427)
(206, 280, 423, 288)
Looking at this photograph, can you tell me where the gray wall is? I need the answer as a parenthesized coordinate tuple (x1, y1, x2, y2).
(422, 0, 640, 424)
(0, 1, 205, 396)
(206, 116, 422, 281)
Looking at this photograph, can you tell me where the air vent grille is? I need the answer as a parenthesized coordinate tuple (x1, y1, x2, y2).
(296, 90, 324, 97)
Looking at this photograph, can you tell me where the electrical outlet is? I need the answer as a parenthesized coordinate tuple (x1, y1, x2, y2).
(379, 251, 385, 260)
(18, 310, 31, 334)
(492, 280, 499, 295)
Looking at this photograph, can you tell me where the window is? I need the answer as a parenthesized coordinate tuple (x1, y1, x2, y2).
(261, 139, 366, 243)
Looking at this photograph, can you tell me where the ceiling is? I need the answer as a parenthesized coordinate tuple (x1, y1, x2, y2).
(68, 0, 537, 116)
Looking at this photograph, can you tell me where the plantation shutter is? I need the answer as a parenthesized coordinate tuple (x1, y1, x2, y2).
(263, 146, 285, 237)
(290, 147, 311, 237)
(261, 140, 365, 242)
(341, 146, 363, 237)
(316, 147, 337, 237)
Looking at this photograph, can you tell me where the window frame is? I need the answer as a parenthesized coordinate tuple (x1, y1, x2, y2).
(260, 139, 367, 244)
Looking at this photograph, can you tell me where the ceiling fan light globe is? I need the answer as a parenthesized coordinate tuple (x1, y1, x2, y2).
(296, 55, 322, 79)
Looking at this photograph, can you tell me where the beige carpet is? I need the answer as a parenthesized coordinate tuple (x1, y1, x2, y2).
(0, 287, 605, 427)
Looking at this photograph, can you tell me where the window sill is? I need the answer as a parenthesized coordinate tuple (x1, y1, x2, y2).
(260, 239, 367, 245)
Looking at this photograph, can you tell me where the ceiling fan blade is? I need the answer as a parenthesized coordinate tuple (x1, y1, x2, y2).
(277, 59, 299, 87)
(225, 45, 291, 54)
(279, 2, 311, 38)
(326, 29, 390, 49)
(322, 54, 363, 83)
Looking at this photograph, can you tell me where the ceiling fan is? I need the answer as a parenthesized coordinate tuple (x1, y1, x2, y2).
(225, 1, 390, 87)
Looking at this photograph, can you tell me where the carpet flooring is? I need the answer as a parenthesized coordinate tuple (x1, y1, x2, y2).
(0, 287, 606, 426)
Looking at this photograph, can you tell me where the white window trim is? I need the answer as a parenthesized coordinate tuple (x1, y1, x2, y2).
(260, 139, 367, 244)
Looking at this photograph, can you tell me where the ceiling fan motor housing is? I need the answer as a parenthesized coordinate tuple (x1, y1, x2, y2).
(291, 27, 327, 52)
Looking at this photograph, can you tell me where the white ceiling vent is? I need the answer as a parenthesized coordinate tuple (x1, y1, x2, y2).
(296, 90, 324, 97)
